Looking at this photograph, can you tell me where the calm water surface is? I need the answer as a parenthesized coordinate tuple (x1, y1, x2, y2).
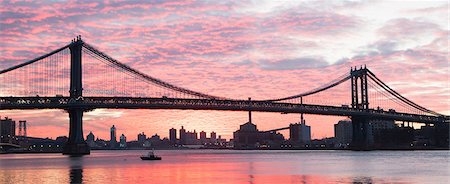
(0, 150, 449, 184)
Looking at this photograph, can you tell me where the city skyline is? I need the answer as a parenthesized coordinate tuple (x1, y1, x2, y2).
(0, 1, 448, 141)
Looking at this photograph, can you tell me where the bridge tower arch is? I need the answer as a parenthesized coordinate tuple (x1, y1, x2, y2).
(350, 66, 373, 150)
(63, 36, 90, 155)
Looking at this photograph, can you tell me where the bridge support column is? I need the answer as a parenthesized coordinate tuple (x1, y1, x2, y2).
(63, 109, 90, 155)
(351, 116, 373, 150)
(63, 36, 89, 155)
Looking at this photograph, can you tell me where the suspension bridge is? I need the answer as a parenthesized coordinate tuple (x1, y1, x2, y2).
(0, 37, 448, 155)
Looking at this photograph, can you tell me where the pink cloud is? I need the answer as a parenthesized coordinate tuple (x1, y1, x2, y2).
(0, 1, 448, 140)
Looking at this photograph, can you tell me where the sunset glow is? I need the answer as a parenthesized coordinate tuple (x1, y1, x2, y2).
(0, 1, 448, 140)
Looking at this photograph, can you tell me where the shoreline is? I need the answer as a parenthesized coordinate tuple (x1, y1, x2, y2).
(2, 147, 449, 154)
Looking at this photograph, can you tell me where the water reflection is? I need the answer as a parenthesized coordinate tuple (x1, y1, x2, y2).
(248, 161, 254, 184)
(352, 176, 373, 184)
(68, 156, 84, 184)
(0, 150, 447, 183)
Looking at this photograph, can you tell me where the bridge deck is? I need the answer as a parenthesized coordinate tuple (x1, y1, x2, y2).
(1, 96, 447, 124)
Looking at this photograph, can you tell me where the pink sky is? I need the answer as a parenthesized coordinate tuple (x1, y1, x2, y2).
(0, 1, 448, 141)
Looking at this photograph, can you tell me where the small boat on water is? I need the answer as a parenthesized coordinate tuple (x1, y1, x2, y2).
(140, 150, 161, 160)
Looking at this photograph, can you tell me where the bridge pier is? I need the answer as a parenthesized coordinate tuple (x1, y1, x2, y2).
(351, 116, 373, 151)
(63, 109, 90, 155)
(63, 37, 89, 155)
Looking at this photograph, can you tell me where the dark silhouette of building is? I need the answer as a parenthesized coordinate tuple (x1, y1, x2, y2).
(200, 131, 207, 144)
(86, 131, 96, 147)
(137, 132, 146, 143)
(110, 125, 117, 148)
(56, 136, 68, 143)
(119, 134, 127, 148)
(210, 131, 217, 142)
(169, 128, 177, 144)
(334, 120, 352, 147)
(0, 117, 15, 143)
(233, 111, 284, 149)
(289, 115, 311, 144)
(86, 131, 95, 142)
(414, 123, 449, 148)
(179, 126, 186, 145)
(185, 130, 198, 144)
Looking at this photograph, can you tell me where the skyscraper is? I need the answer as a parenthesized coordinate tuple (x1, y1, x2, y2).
(0, 117, 15, 143)
(179, 126, 186, 145)
(210, 131, 217, 142)
(169, 128, 177, 144)
(200, 131, 207, 144)
(110, 125, 117, 148)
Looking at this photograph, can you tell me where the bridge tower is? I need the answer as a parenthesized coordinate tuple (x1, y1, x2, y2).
(350, 66, 373, 150)
(63, 36, 90, 155)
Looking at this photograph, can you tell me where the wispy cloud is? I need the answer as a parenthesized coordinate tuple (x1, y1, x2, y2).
(0, 0, 448, 139)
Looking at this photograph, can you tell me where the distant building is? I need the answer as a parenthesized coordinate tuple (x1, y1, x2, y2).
(369, 119, 396, 144)
(210, 131, 217, 142)
(150, 134, 161, 141)
(370, 119, 395, 131)
(233, 111, 284, 149)
(169, 128, 177, 144)
(0, 117, 16, 143)
(185, 130, 198, 144)
(199, 131, 207, 144)
(110, 125, 117, 148)
(138, 132, 146, 143)
(334, 120, 352, 147)
(55, 136, 68, 143)
(119, 134, 127, 148)
(289, 115, 311, 144)
(86, 131, 95, 142)
(234, 121, 258, 149)
(86, 131, 96, 147)
(179, 126, 186, 145)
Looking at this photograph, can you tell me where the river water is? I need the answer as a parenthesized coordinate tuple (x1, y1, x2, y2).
(0, 150, 449, 184)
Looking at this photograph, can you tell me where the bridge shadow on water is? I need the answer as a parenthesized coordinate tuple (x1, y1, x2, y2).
(68, 156, 84, 184)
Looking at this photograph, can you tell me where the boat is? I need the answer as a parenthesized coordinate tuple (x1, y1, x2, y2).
(140, 150, 161, 160)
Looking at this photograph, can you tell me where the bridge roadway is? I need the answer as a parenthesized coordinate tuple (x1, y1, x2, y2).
(0, 96, 447, 124)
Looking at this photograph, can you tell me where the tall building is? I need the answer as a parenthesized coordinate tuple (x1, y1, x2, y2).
(185, 130, 198, 144)
(179, 126, 186, 145)
(110, 125, 117, 148)
(334, 120, 352, 146)
(119, 134, 127, 148)
(210, 131, 217, 142)
(169, 128, 177, 144)
(199, 131, 207, 143)
(86, 131, 95, 142)
(0, 117, 16, 143)
(138, 132, 146, 143)
(86, 131, 96, 147)
(289, 114, 311, 144)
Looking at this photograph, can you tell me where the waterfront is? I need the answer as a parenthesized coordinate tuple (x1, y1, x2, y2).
(0, 150, 449, 184)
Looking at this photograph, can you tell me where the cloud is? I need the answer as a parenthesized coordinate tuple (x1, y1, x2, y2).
(259, 57, 329, 70)
(0, 1, 448, 140)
